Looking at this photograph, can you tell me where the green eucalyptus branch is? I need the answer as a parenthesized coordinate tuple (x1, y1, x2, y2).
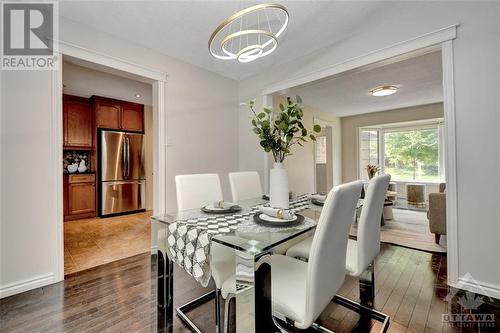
(246, 96, 321, 163)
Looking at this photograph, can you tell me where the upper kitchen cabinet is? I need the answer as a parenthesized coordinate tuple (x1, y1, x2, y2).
(121, 103, 144, 132)
(93, 97, 121, 129)
(63, 94, 93, 149)
(92, 96, 144, 132)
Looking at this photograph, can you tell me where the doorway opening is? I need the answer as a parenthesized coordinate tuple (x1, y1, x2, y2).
(268, 47, 449, 255)
(314, 126, 333, 195)
(58, 54, 164, 276)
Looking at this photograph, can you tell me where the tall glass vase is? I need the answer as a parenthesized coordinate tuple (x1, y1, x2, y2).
(269, 162, 289, 208)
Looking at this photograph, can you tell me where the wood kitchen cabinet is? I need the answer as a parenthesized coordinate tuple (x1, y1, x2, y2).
(64, 173, 96, 221)
(63, 95, 92, 149)
(121, 103, 144, 132)
(92, 96, 144, 132)
(93, 97, 121, 129)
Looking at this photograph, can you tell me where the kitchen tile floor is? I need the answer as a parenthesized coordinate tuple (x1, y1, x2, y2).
(64, 211, 152, 275)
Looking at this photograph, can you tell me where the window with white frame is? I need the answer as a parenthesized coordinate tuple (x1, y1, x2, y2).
(358, 120, 445, 182)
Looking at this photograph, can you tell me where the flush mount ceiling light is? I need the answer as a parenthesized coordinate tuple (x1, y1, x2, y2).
(135, 93, 142, 98)
(369, 85, 398, 97)
(208, 3, 289, 63)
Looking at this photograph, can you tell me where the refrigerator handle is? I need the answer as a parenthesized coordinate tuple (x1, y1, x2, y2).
(122, 136, 127, 179)
(125, 136, 130, 178)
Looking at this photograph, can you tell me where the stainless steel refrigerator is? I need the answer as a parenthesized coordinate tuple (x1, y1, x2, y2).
(99, 130, 146, 217)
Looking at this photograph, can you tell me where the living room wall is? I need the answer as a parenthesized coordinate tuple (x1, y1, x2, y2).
(341, 103, 444, 182)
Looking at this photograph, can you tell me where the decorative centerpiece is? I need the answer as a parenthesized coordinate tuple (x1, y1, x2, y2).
(366, 164, 380, 179)
(246, 96, 320, 208)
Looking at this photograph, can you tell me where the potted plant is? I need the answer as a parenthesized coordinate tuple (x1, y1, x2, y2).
(366, 164, 380, 179)
(246, 96, 321, 208)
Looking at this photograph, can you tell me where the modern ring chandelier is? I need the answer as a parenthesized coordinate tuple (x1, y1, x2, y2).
(208, 4, 289, 63)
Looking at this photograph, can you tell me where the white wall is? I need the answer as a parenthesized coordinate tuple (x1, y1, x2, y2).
(1, 70, 60, 297)
(239, 2, 500, 296)
(238, 102, 268, 190)
(0, 18, 238, 297)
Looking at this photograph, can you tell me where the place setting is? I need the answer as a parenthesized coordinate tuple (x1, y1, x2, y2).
(309, 194, 327, 206)
(201, 200, 242, 214)
(253, 205, 304, 227)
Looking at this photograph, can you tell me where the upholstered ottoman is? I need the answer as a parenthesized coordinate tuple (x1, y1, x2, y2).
(406, 184, 426, 207)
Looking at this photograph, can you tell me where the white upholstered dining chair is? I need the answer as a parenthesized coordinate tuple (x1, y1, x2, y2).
(228, 171, 263, 202)
(174, 173, 234, 333)
(286, 174, 391, 308)
(221, 180, 363, 331)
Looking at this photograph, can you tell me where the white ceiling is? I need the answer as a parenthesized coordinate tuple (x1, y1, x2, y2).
(59, 1, 385, 81)
(279, 50, 443, 117)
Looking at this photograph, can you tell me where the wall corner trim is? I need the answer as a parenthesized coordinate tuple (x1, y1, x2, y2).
(0, 273, 56, 299)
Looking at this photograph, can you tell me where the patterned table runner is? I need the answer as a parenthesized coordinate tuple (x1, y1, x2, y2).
(166, 195, 312, 286)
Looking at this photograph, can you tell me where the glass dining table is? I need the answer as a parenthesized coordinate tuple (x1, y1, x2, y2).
(152, 196, 323, 333)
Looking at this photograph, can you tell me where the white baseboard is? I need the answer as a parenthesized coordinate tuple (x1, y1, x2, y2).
(452, 276, 500, 300)
(0, 273, 55, 299)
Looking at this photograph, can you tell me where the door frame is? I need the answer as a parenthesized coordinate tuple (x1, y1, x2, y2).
(52, 41, 168, 281)
(312, 117, 336, 194)
(261, 25, 460, 287)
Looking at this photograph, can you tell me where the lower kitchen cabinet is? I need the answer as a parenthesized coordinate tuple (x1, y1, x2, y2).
(64, 173, 96, 221)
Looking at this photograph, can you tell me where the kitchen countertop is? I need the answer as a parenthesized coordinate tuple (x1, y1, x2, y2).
(63, 171, 96, 175)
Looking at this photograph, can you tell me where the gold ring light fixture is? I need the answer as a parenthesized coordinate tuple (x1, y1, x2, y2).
(209, 4, 289, 63)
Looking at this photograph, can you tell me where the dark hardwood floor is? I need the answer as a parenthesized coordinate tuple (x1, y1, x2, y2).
(1, 244, 499, 333)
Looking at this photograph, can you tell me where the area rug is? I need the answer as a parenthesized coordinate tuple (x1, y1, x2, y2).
(350, 208, 447, 253)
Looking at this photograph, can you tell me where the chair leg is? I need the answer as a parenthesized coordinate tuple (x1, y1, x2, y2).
(333, 295, 390, 333)
(224, 294, 234, 333)
(359, 261, 375, 308)
(176, 290, 216, 333)
(215, 288, 222, 333)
